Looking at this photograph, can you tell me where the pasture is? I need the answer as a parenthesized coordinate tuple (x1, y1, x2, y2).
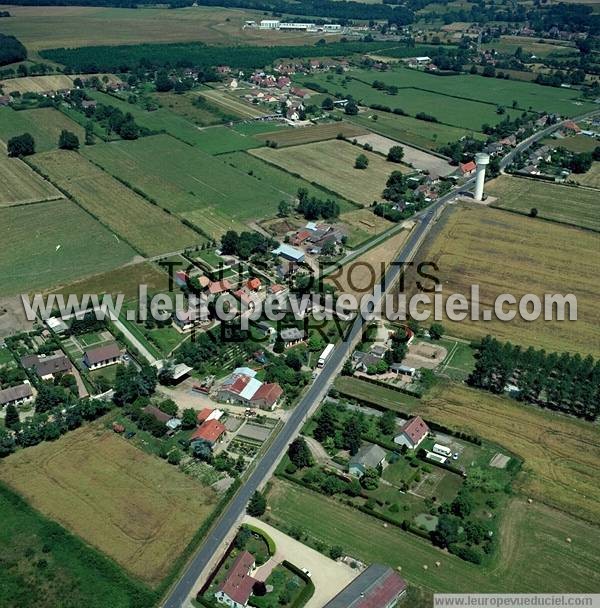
(349, 112, 485, 150)
(0, 107, 85, 152)
(30, 149, 201, 255)
(0, 422, 219, 586)
(265, 479, 600, 594)
(0, 198, 135, 297)
(81, 135, 290, 237)
(414, 204, 600, 356)
(573, 161, 600, 189)
(252, 139, 407, 206)
(255, 121, 369, 147)
(486, 175, 600, 231)
(0, 484, 156, 608)
(0, 153, 61, 207)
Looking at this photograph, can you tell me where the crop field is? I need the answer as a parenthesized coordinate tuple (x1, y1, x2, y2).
(254, 121, 369, 147)
(486, 175, 600, 231)
(265, 480, 600, 594)
(295, 73, 524, 130)
(326, 67, 593, 116)
(573, 162, 600, 189)
(252, 139, 408, 206)
(0, 73, 119, 95)
(0, 484, 156, 608)
(30, 149, 201, 255)
(414, 204, 600, 356)
(0, 422, 218, 586)
(0, 5, 327, 52)
(0, 199, 135, 297)
(0, 107, 85, 152)
(482, 36, 574, 58)
(338, 207, 396, 247)
(81, 135, 290, 237)
(151, 90, 236, 127)
(0, 153, 61, 207)
(189, 125, 264, 155)
(349, 112, 485, 150)
(199, 88, 269, 119)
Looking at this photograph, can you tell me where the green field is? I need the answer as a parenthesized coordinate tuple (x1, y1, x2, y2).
(307, 66, 593, 117)
(0, 153, 61, 207)
(81, 134, 294, 237)
(486, 175, 600, 231)
(265, 480, 600, 594)
(151, 90, 236, 127)
(188, 125, 264, 155)
(349, 112, 485, 150)
(482, 36, 574, 58)
(296, 73, 525, 130)
(0, 484, 156, 608)
(0, 107, 85, 152)
(30, 149, 201, 255)
(542, 134, 599, 154)
(253, 121, 369, 147)
(0, 198, 135, 296)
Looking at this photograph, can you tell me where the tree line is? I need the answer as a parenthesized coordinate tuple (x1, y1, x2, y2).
(468, 336, 600, 421)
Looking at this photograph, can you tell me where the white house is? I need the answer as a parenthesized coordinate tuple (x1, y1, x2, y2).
(394, 416, 429, 450)
(82, 342, 122, 370)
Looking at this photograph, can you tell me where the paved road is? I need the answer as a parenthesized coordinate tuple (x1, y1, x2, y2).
(161, 110, 600, 608)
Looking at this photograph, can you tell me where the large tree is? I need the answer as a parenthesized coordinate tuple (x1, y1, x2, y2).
(7, 133, 35, 157)
(247, 490, 267, 516)
(58, 129, 80, 150)
(288, 437, 313, 468)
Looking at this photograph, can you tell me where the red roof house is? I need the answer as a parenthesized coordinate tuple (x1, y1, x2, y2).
(191, 419, 226, 445)
(247, 277, 261, 291)
(459, 160, 476, 176)
(215, 551, 256, 607)
(269, 284, 285, 294)
(394, 416, 429, 450)
(250, 382, 283, 410)
(196, 407, 214, 424)
(208, 279, 231, 295)
(562, 120, 581, 133)
(291, 230, 311, 246)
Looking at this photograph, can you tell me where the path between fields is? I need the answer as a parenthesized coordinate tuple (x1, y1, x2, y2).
(243, 515, 357, 608)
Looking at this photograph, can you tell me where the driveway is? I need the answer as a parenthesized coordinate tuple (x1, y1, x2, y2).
(243, 516, 357, 608)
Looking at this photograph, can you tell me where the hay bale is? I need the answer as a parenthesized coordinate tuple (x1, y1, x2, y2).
(527, 498, 533, 504)
(566, 537, 572, 543)
(423, 564, 428, 570)
(435, 561, 441, 567)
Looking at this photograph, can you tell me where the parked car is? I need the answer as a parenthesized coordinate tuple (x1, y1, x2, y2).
(124, 431, 136, 439)
(452, 452, 459, 460)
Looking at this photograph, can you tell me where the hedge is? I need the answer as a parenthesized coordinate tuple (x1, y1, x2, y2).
(243, 523, 276, 556)
(282, 560, 316, 608)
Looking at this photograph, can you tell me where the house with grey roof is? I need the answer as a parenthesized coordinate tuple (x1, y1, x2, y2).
(0, 382, 33, 408)
(349, 443, 387, 478)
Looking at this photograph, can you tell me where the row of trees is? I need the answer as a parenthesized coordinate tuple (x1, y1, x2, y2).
(468, 336, 600, 421)
(220, 229, 276, 259)
(296, 187, 340, 220)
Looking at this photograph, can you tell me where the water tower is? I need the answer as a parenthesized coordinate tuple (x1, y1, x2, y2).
(474, 153, 490, 201)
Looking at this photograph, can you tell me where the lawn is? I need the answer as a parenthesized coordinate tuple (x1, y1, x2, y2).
(0, 421, 219, 586)
(0, 152, 61, 207)
(414, 203, 600, 356)
(81, 134, 290, 237)
(0, 107, 85, 152)
(486, 175, 600, 231)
(30, 149, 202, 255)
(0, 199, 135, 297)
(349, 112, 485, 151)
(0, 483, 156, 608)
(254, 121, 369, 147)
(252, 139, 408, 206)
(264, 479, 600, 594)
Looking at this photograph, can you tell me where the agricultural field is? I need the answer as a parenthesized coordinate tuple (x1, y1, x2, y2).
(0, 198, 135, 297)
(30, 149, 201, 255)
(197, 88, 269, 119)
(252, 139, 409, 206)
(0, 153, 61, 207)
(188, 125, 264, 155)
(572, 161, 600, 189)
(349, 112, 485, 151)
(542, 134, 599, 153)
(413, 204, 600, 356)
(486, 175, 600, 231)
(482, 35, 574, 58)
(0, 107, 85, 152)
(295, 73, 525, 130)
(264, 479, 600, 594)
(0, 73, 119, 95)
(81, 135, 291, 237)
(254, 121, 369, 147)
(151, 90, 237, 127)
(0, 422, 219, 586)
(337, 207, 396, 247)
(0, 5, 329, 52)
(0, 484, 156, 608)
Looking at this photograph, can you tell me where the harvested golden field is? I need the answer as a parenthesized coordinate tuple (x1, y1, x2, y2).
(255, 122, 369, 147)
(418, 382, 600, 524)
(252, 139, 409, 206)
(339, 207, 396, 246)
(30, 150, 201, 256)
(0, 152, 61, 207)
(326, 226, 412, 299)
(0, 73, 120, 94)
(415, 204, 600, 357)
(573, 161, 600, 190)
(0, 422, 218, 586)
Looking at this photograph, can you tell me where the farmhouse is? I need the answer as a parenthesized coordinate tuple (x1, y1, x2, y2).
(214, 550, 257, 608)
(218, 368, 283, 410)
(324, 563, 407, 608)
(272, 244, 305, 263)
(191, 419, 226, 445)
(21, 351, 71, 380)
(394, 416, 429, 450)
(82, 342, 121, 370)
(0, 382, 33, 408)
(349, 443, 387, 478)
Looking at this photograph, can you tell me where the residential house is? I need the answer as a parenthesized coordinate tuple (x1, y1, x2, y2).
(459, 160, 476, 176)
(191, 419, 226, 445)
(214, 551, 257, 608)
(208, 279, 232, 295)
(394, 415, 429, 450)
(291, 230, 311, 246)
(280, 327, 305, 348)
(562, 120, 581, 134)
(349, 443, 387, 478)
(250, 383, 283, 410)
(20, 351, 71, 380)
(499, 134, 517, 147)
(247, 278, 261, 291)
(352, 351, 384, 373)
(82, 342, 121, 370)
(0, 382, 33, 408)
(218, 368, 283, 410)
(142, 405, 172, 425)
(323, 563, 407, 608)
(81, 99, 97, 109)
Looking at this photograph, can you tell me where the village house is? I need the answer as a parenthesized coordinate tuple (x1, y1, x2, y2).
(208, 279, 232, 296)
(217, 368, 283, 410)
(82, 342, 121, 370)
(394, 415, 429, 450)
(459, 160, 477, 176)
(279, 327, 305, 348)
(20, 351, 71, 380)
(349, 443, 387, 478)
(247, 278, 261, 291)
(0, 381, 33, 408)
(214, 551, 257, 608)
(191, 418, 227, 445)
